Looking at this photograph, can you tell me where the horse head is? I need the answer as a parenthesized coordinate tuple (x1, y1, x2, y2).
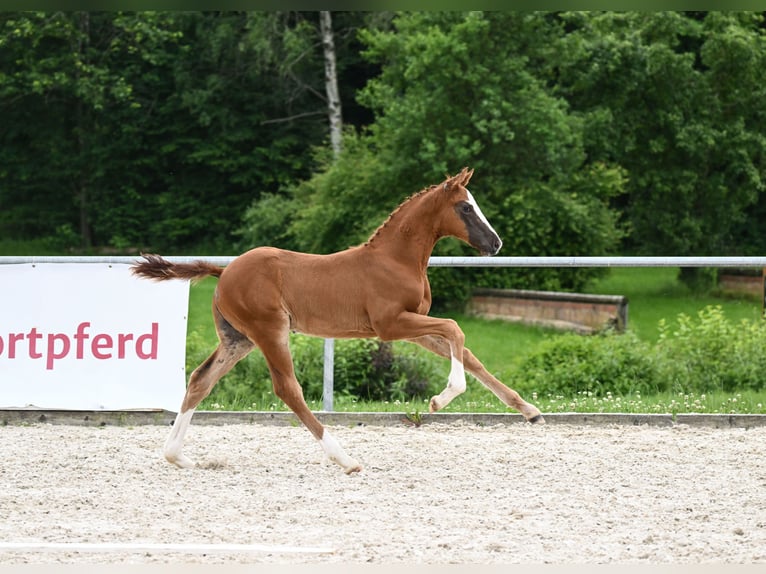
(439, 168, 503, 256)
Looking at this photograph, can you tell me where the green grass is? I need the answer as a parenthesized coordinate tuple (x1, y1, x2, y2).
(202, 389, 766, 416)
(186, 267, 766, 414)
(582, 267, 762, 341)
(187, 277, 219, 343)
(530, 389, 766, 415)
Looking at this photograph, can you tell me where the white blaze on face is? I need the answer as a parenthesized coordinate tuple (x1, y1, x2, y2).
(466, 189, 502, 250)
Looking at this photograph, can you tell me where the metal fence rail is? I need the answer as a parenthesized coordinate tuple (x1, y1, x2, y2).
(430, 256, 766, 267)
(3, 255, 765, 411)
(4, 255, 766, 267)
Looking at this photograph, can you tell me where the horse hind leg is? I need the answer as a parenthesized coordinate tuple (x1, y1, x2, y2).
(164, 307, 254, 468)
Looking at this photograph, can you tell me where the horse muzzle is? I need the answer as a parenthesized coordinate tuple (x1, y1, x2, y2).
(477, 234, 503, 257)
(457, 198, 503, 256)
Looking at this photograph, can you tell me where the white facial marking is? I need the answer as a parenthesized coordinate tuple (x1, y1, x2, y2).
(465, 189, 501, 240)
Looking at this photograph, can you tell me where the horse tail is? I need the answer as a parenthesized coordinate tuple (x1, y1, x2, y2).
(131, 253, 224, 283)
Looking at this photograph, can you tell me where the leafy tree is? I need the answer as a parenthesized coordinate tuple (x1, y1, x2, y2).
(0, 12, 178, 247)
(5, 9, 765, 285)
(246, 12, 625, 308)
(555, 12, 766, 287)
(0, 11, 375, 252)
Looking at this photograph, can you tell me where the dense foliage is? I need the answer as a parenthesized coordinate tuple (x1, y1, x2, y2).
(3, 11, 766, 296)
(0, 12, 372, 252)
(509, 305, 766, 398)
(557, 12, 766, 258)
(244, 12, 628, 304)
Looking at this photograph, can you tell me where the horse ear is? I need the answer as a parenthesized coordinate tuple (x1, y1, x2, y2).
(443, 172, 458, 192)
(443, 168, 474, 192)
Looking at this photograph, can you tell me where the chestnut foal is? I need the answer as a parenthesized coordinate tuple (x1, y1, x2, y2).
(132, 168, 544, 474)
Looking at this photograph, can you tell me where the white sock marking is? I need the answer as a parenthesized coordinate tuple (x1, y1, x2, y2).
(164, 410, 195, 468)
(433, 349, 467, 411)
(319, 430, 361, 473)
(447, 353, 467, 395)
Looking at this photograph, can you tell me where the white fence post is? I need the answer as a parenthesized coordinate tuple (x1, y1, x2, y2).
(323, 338, 334, 412)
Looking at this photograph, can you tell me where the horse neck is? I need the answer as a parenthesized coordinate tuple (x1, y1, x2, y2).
(364, 190, 443, 271)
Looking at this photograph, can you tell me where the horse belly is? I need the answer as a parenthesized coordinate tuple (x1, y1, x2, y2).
(286, 297, 375, 339)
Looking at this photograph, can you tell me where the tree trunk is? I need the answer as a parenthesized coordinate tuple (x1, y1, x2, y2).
(319, 11, 342, 411)
(319, 11, 342, 158)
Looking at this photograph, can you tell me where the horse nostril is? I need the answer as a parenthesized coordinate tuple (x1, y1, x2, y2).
(493, 238, 502, 253)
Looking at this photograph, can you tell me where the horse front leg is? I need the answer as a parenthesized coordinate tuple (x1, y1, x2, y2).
(256, 324, 362, 474)
(409, 335, 545, 423)
(373, 313, 468, 412)
(430, 332, 467, 412)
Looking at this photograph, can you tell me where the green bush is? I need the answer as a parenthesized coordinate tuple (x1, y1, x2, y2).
(510, 305, 766, 399)
(678, 267, 718, 294)
(657, 305, 766, 393)
(185, 329, 446, 408)
(511, 330, 663, 397)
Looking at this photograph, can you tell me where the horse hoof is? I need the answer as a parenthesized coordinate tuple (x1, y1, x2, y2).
(165, 453, 196, 469)
(429, 397, 441, 413)
(344, 464, 363, 475)
(527, 414, 546, 425)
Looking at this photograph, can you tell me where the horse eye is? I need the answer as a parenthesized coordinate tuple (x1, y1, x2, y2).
(461, 203, 473, 214)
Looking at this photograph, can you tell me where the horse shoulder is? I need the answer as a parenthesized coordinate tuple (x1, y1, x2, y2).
(354, 250, 430, 316)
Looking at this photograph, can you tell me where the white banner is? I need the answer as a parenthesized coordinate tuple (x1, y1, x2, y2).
(0, 264, 189, 410)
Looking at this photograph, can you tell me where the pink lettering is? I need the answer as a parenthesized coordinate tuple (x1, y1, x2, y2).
(1, 323, 161, 370)
(74, 321, 90, 359)
(92, 334, 113, 359)
(135, 323, 158, 360)
(46, 333, 71, 370)
(9, 332, 23, 359)
(27, 328, 43, 359)
(117, 333, 133, 359)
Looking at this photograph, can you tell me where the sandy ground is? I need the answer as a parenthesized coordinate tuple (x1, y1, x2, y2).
(0, 420, 764, 564)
